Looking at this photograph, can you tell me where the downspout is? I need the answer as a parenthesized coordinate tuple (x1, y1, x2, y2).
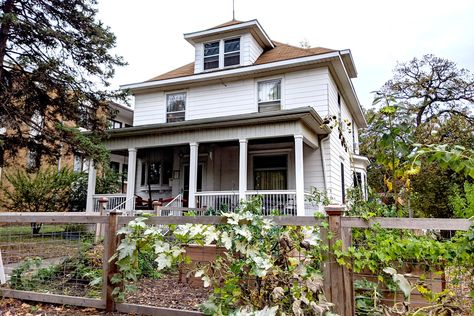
(319, 134, 330, 192)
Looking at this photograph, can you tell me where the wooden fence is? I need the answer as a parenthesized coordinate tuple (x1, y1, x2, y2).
(0, 203, 471, 315)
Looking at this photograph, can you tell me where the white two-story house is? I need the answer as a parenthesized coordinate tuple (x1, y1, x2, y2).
(86, 19, 369, 215)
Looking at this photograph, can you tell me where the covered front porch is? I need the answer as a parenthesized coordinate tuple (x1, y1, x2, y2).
(86, 108, 329, 216)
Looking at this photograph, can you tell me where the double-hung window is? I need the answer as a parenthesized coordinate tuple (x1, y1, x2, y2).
(166, 92, 186, 122)
(224, 38, 240, 67)
(258, 79, 281, 112)
(204, 41, 219, 70)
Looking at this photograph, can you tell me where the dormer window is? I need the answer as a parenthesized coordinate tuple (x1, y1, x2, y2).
(204, 41, 219, 70)
(203, 38, 241, 70)
(224, 38, 240, 67)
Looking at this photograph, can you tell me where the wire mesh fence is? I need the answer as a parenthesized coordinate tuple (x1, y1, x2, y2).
(0, 211, 472, 315)
(348, 227, 474, 315)
(0, 222, 102, 298)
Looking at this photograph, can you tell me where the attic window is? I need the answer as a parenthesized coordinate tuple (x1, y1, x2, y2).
(204, 41, 219, 70)
(224, 38, 240, 67)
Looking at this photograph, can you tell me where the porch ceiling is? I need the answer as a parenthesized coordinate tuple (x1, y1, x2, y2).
(104, 107, 329, 151)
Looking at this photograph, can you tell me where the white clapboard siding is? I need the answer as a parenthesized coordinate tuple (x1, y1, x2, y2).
(186, 79, 255, 120)
(133, 92, 165, 126)
(242, 33, 264, 66)
(194, 43, 204, 73)
(324, 73, 354, 203)
(284, 67, 330, 117)
(304, 146, 325, 192)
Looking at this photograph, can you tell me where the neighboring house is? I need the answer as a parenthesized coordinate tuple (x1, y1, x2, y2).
(86, 19, 369, 215)
(0, 101, 133, 209)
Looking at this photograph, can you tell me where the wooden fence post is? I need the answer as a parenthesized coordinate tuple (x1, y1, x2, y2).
(95, 197, 108, 243)
(325, 204, 354, 316)
(103, 210, 120, 312)
(153, 200, 162, 216)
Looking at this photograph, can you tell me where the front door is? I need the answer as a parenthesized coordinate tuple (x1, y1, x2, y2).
(183, 164, 203, 206)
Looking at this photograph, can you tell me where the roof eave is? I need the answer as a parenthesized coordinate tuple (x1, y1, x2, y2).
(339, 49, 358, 78)
(120, 51, 341, 92)
(107, 107, 330, 138)
(183, 19, 274, 49)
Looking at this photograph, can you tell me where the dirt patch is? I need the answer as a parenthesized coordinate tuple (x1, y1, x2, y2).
(0, 298, 125, 316)
(125, 274, 211, 311)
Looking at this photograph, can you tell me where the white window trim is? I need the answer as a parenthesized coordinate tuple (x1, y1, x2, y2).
(165, 90, 187, 122)
(248, 149, 292, 190)
(255, 76, 285, 111)
(203, 40, 220, 71)
(202, 36, 241, 72)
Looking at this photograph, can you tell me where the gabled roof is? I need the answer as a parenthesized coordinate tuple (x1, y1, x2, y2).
(146, 42, 336, 82)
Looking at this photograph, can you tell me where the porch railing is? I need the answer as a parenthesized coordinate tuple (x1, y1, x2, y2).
(195, 191, 239, 213)
(164, 194, 183, 208)
(92, 194, 127, 212)
(246, 190, 297, 215)
(304, 192, 323, 215)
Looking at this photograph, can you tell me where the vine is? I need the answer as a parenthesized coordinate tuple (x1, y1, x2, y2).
(112, 198, 336, 315)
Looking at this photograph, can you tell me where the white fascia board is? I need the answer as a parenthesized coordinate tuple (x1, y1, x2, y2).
(121, 51, 340, 91)
(184, 20, 274, 48)
(335, 55, 367, 128)
(340, 49, 358, 78)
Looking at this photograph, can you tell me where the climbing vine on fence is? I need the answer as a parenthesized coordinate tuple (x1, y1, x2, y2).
(112, 198, 336, 315)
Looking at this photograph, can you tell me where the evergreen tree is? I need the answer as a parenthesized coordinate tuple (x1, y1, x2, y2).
(0, 0, 126, 166)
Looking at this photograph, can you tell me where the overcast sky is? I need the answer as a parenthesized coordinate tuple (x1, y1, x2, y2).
(97, 0, 474, 109)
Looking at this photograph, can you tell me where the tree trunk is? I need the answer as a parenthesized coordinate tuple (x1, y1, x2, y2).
(31, 222, 42, 235)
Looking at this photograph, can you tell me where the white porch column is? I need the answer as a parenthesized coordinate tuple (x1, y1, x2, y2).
(294, 135, 305, 216)
(85, 159, 96, 213)
(125, 148, 137, 211)
(239, 139, 248, 201)
(188, 142, 199, 208)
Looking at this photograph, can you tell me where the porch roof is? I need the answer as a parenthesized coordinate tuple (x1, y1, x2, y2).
(104, 107, 330, 151)
(108, 107, 329, 138)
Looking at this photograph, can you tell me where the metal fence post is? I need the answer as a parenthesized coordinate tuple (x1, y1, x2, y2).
(103, 210, 120, 312)
(325, 204, 354, 316)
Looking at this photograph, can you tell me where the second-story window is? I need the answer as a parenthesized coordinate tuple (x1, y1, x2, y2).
(166, 92, 186, 122)
(204, 41, 219, 70)
(258, 79, 281, 112)
(224, 38, 240, 67)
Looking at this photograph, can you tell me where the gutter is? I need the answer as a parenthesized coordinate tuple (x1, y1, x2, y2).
(318, 134, 331, 192)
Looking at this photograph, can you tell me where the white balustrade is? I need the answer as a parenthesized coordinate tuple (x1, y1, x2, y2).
(195, 191, 239, 213)
(92, 194, 127, 212)
(245, 190, 297, 215)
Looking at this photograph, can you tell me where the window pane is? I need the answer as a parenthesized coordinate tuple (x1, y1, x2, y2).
(110, 161, 120, 173)
(224, 38, 240, 53)
(204, 55, 219, 70)
(224, 52, 240, 66)
(258, 80, 281, 103)
(148, 162, 161, 185)
(167, 112, 185, 122)
(167, 93, 186, 112)
(204, 41, 219, 56)
(73, 155, 83, 172)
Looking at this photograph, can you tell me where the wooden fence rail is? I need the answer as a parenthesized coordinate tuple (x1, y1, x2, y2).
(0, 202, 472, 315)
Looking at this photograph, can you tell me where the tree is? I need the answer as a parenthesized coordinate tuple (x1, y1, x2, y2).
(0, 0, 126, 166)
(361, 55, 474, 217)
(1, 167, 79, 233)
(379, 54, 474, 128)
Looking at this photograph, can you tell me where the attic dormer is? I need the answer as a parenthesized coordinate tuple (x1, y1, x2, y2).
(184, 19, 274, 74)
